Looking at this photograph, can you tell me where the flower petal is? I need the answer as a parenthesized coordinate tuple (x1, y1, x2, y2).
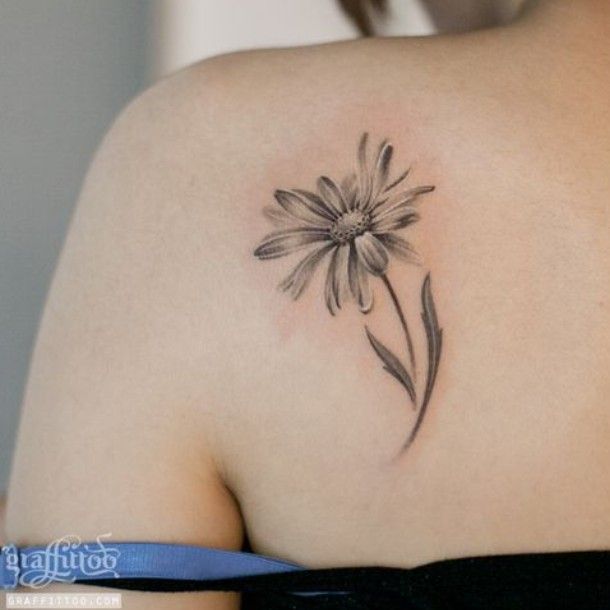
(335, 244, 350, 305)
(279, 243, 335, 299)
(372, 185, 435, 215)
(368, 140, 393, 206)
(354, 232, 389, 276)
(324, 247, 340, 315)
(341, 173, 358, 211)
(274, 189, 335, 225)
(292, 189, 339, 220)
(376, 233, 422, 264)
(254, 228, 331, 259)
(318, 176, 348, 214)
(370, 209, 420, 234)
(348, 243, 373, 313)
(263, 205, 296, 227)
(324, 244, 349, 314)
(357, 132, 371, 210)
(383, 167, 411, 194)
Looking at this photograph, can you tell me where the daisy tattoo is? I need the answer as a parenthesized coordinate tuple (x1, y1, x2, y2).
(254, 133, 443, 452)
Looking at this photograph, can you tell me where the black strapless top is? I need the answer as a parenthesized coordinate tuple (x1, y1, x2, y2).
(105, 551, 610, 609)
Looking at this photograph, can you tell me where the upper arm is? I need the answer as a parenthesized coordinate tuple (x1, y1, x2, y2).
(5, 63, 243, 609)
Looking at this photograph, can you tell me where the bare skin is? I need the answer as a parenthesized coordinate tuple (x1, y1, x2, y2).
(6, 1, 610, 607)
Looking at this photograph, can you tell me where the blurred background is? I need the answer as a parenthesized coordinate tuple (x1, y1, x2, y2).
(0, 0, 436, 492)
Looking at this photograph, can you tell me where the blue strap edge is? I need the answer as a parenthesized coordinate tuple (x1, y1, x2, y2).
(1, 541, 302, 590)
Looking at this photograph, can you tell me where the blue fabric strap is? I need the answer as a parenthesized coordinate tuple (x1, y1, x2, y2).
(0, 542, 302, 590)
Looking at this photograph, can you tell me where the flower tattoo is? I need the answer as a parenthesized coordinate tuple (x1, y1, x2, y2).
(254, 133, 443, 452)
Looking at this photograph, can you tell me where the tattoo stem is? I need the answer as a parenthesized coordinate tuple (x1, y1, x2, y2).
(380, 274, 416, 378)
(404, 400, 427, 450)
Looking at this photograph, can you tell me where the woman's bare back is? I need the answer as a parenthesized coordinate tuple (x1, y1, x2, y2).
(7, 1, 610, 607)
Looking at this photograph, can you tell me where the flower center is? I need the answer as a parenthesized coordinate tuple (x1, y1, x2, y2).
(330, 210, 371, 244)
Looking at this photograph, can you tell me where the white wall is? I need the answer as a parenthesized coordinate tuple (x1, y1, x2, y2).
(151, 0, 434, 77)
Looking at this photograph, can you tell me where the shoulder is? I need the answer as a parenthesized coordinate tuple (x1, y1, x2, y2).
(66, 36, 469, 370)
(102, 34, 456, 160)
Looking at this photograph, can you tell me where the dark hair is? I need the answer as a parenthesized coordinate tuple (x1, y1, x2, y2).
(337, 0, 389, 36)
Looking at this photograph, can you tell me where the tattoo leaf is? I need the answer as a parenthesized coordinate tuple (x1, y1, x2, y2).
(365, 327, 416, 405)
(404, 273, 443, 449)
(421, 273, 442, 409)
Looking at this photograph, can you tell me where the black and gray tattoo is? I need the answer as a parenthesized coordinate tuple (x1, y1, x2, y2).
(254, 133, 443, 452)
